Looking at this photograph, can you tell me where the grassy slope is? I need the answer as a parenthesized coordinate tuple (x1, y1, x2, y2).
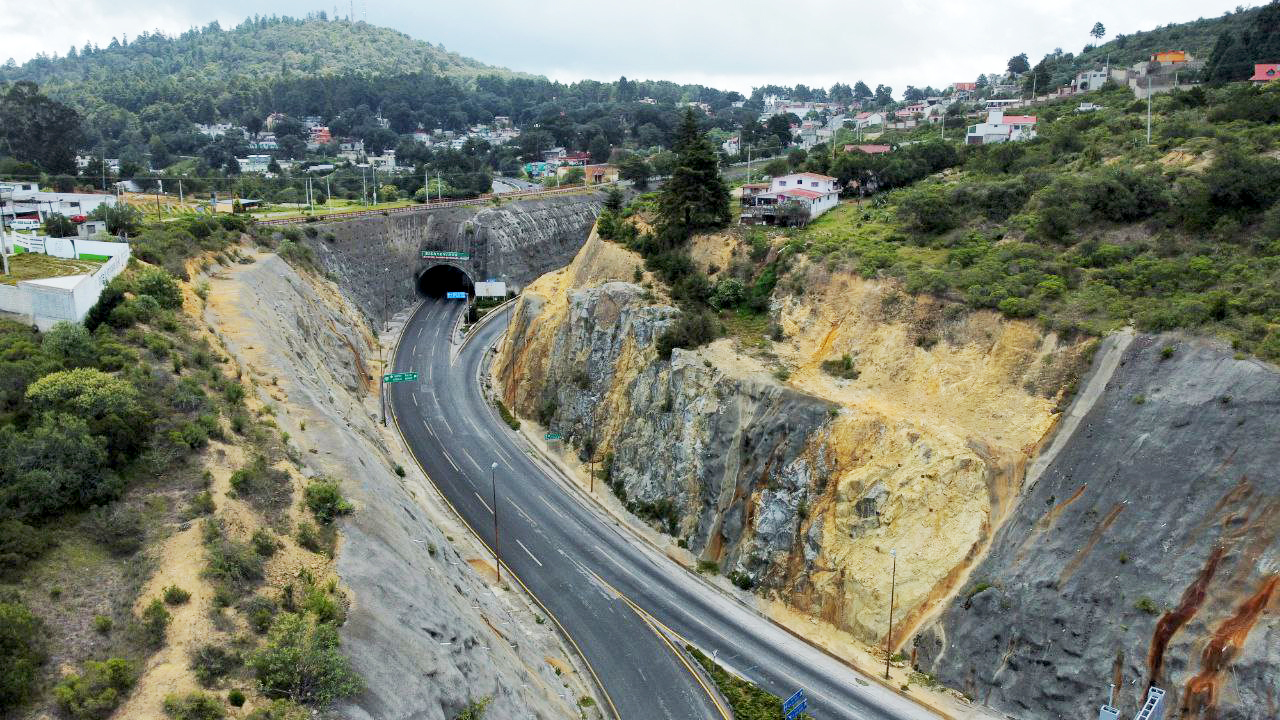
(764, 81, 1280, 362)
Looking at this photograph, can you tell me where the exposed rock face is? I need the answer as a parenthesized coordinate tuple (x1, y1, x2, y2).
(494, 232, 1092, 649)
(913, 334, 1280, 720)
(207, 253, 590, 720)
(299, 193, 605, 322)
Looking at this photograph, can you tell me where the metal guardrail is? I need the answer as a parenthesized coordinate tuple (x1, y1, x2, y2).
(256, 181, 618, 227)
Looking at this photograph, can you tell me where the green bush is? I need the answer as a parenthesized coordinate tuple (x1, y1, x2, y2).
(251, 528, 278, 557)
(495, 400, 520, 431)
(140, 597, 172, 648)
(93, 615, 113, 634)
(820, 354, 860, 380)
(135, 267, 185, 310)
(0, 520, 49, 577)
(202, 521, 265, 597)
(246, 700, 310, 720)
(454, 697, 491, 719)
(163, 585, 192, 605)
(229, 455, 291, 514)
(249, 613, 363, 707)
(656, 310, 718, 360)
(303, 479, 353, 524)
(54, 657, 135, 720)
(189, 644, 242, 687)
(227, 690, 245, 707)
(240, 595, 277, 634)
(295, 521, 335, 557)
(0, 600, 46, 710)
(162, 691, 226, 720)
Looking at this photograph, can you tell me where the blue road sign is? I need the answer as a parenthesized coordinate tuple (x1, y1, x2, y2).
(445, 291, 468, 299)
(783, 690, 807, 720)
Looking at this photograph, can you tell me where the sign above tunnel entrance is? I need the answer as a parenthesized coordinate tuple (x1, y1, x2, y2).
(421, 250, 471, 260)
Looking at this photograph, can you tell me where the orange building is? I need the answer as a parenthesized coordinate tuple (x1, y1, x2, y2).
(1151, 50, 1188, 64)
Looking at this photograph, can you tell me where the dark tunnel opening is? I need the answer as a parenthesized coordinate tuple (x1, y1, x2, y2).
(416, 264, 475, 299)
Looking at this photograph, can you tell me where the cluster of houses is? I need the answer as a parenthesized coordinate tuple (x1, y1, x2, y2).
(521, 148, 618, 184)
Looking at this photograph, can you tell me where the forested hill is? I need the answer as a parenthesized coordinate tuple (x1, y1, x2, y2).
(1076, 5, 1263, 68)
(0, 14, 528, 99)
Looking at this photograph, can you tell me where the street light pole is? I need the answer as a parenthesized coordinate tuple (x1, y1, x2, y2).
(884, 548, 897, 680)
(490, 462, 501, 583)
(379, 267, 389, 426)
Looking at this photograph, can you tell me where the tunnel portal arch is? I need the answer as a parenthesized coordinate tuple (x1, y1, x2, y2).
(416, 263, 475, 298)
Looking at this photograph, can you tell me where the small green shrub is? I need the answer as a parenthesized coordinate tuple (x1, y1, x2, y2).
(239, 594, 277, 634)
(188, 491, 215, 517)
(246, 700, 310, 720)
(303, 479, 353, 524)
(227, 690, 245, 707)
(162, 691, 226, 720)
(163, 585, 192, 605)
(189, 644, 242, 687)
(140, 598, 172, 648)
(1135, 596, 1160, 615)
(202, 521, 265, 597)
(251, 528, 277, 557)
(296, 521, 335, 557)
(0, 600, 46, 708)
(393, 464, 406, 477)
(249, 613, 363, 707)
(820, 353, 860, 380)
(454, 697, 491, 720)
(54, 657, 135, 720)
(696, 560, 720, 574)
(495, 400, 520, 431)
(93, 615, 113, 634)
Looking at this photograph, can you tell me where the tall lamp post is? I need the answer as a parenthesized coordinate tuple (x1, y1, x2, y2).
(884, 548, 897, 680)
(490, 462, 501, 583)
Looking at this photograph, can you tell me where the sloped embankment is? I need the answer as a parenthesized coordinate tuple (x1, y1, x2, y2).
(914, 334, 1280, 720)
(204, 250, 593, 719)
(494, 230, 1092, 650)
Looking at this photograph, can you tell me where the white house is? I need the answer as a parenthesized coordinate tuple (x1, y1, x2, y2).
(236, 155, 273, 173)
(740, 172, 840, 226)
(966, 110, 1038, 145)
(721, 136, 741, 155)
(1, 188, 116, 222)
(1073, 69, 1110, 93)
(0, 237, 130, 330)
(853, 111, 884, 129)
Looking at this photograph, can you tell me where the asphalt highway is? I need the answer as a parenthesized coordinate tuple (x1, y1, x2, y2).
(390, 298, 945, 720)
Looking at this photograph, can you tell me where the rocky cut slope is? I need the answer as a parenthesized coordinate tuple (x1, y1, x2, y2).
(913, 333, 1280, 720)
(494, 229, 1095, 650)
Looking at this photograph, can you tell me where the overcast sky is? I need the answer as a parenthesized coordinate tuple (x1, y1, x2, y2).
(0, 0, 1251, 96)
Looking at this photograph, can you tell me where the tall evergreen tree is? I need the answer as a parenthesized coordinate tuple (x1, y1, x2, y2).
(657, 109, 730, 242)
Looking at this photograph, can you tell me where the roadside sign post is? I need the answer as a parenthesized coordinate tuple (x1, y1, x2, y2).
(446, 291, 468, 300)
(381, 372, 420, 426)
(783, 689, 807, 720)
(544, 432, 562, 441)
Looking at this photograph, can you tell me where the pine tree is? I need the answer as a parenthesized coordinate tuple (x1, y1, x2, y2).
(657, 108, 731, 243)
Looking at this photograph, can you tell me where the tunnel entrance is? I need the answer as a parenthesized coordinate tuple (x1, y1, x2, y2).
(417, 264, 475, 298)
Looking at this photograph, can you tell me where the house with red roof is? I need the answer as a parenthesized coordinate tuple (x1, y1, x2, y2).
(1251, 64, 1280, 84)
(966, 109, 1038, 145)
(740, 172, 840, 226)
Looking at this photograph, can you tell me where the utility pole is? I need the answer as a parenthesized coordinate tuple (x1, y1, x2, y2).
(1152, 74, 1162, 144)
(884, 548, 897, 680)
(491, 462, 501, 583)
(372, 166, 378, 205)
(361, 167, 368, 206)
(437, 171, 442, 202)
(178, 179, 183, 205)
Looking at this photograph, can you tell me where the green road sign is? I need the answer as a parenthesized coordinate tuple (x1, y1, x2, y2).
(544, 432, 562, 440)
(383, 372, 419, 383)
(420, 250, 471, 260)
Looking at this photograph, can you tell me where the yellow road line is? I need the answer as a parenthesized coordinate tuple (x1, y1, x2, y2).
(590, 571, 733, 720)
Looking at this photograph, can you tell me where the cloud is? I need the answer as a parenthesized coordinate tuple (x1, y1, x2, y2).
(3, 0, 1251, 97)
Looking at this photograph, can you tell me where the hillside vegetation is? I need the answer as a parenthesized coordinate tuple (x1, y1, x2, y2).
(0, 216, 361, 719)
(786, 82, 1280, 362)
(2, 15, 521, 91)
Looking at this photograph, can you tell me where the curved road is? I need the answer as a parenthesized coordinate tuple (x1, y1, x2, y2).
(390, 298, 943, 720)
